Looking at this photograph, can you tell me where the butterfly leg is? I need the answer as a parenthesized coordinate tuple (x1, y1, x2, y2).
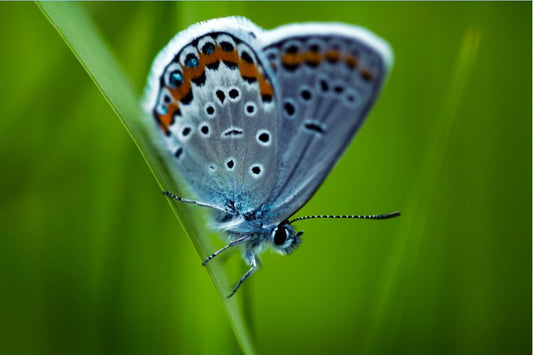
(202, 235, 250, 265)
(163, 190, 227, 213)
(227, 251, 257, 298)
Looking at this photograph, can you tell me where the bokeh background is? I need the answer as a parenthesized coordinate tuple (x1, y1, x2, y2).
(0, 2, 530, 354)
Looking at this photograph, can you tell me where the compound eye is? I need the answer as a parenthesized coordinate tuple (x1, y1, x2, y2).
(273, 227, 288, 246)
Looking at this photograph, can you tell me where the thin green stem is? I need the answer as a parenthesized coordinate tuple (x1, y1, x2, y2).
(36, 2, 256, 354)
(362, 27, 482, 355)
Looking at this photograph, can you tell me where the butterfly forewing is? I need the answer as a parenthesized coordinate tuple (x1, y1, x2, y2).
(259, 23, 393, 224)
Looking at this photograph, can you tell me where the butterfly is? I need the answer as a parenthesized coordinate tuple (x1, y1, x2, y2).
(143, 17, 400, 297)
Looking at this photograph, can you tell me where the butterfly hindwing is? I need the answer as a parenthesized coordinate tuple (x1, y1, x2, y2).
(259, 23, 393, 224)
(145, 18, 280, 210)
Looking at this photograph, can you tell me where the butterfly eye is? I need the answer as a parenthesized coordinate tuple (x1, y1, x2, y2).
(271, 225, 303, 255)
(273, 226, 288, 246)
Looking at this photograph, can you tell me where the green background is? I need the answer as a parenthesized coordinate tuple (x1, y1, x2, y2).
(0, 2, 530, 354)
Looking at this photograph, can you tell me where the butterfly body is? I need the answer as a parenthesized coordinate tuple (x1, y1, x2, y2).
(145, 17, 394, 296)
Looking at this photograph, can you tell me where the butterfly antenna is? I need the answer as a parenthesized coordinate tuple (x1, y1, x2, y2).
(163, 190, 228, 213)
(288, 211, 401, 224)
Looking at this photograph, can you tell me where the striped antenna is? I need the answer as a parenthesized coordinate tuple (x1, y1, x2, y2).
(288, 211, 401, 224)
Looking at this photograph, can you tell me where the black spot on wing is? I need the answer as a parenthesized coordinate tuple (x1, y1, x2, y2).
(284, 102, 295, 116)
(300, 89, 312, 101)
(202, 42, 215, 55)
(220, 41, 234, 52)
(216, 90, 225, 104)
(207, 61, 220, 70)
(180, 90, 193, 105)
(258, 132, 269, 143)
(241, 51, 254, 63)
(304, 121, 326, 135)
(320, 79, 329, 92)
(182, 127, 191, 136)
(223, 60, 238, 70)
(261, 94, 272, 103)
(185, 54, 199, 68)
(223, 128, 243, 137)
(191, 71, 206, 86)
(286, 45, 298, 54)
(282, 63, 299, 72)
(174, 147, 183, 159)
(229, 88, 239, 99)
(242, 76, 257, 84)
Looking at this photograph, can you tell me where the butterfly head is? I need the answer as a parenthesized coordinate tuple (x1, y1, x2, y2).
(270, 221, 303, 255)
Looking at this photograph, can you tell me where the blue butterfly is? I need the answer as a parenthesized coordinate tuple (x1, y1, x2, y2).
(144, 17, 399, 297)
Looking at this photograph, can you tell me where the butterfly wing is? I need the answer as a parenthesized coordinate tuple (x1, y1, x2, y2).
(259, 23, 393, 224)
(144, 18, 280, 211)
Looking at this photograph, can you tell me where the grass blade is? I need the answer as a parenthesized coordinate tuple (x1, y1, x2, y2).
(362, 27, 483, 354)
(36, 2, 256, 354)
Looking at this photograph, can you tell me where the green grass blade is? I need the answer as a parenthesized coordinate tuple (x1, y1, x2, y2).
(362, 27, 483, 355)
(36, 2, 256, 354)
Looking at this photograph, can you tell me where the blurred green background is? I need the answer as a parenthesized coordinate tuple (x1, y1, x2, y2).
(0, 2, 530, 354)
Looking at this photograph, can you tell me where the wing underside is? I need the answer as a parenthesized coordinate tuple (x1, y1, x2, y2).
(259, 23, 392, 224)
(145, 18, 280, 210)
